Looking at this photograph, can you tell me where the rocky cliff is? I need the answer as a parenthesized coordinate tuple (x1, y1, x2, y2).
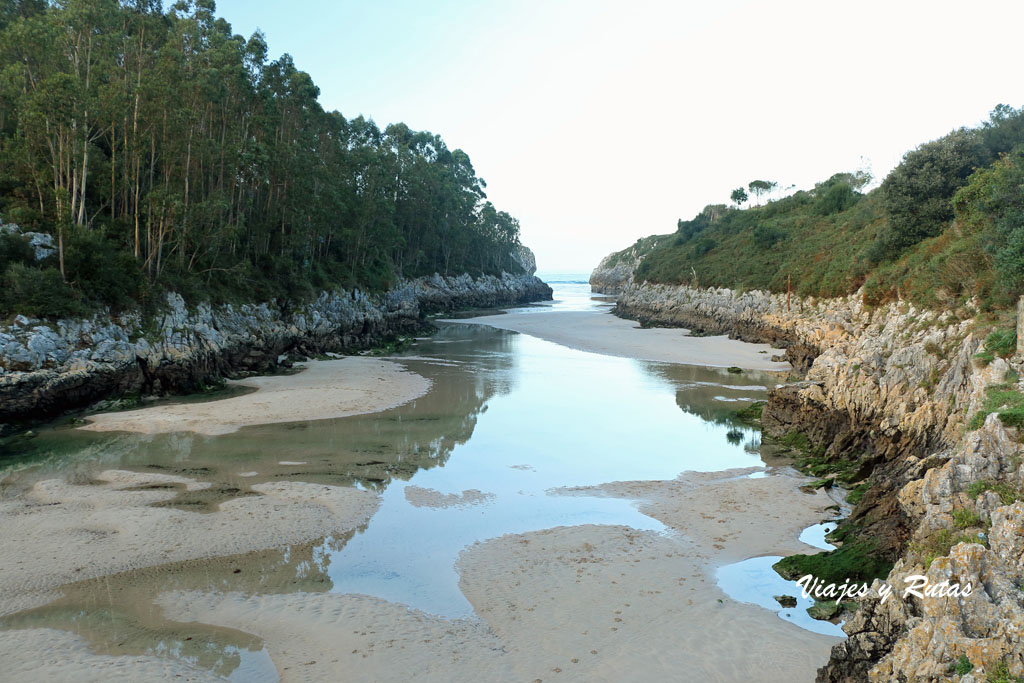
(611, 278, 1024, 681)
(821, 414, 1024, 682)
(589, 234, 668, 294)
(0, 272, 552, 434)
(512, 245, 538, 276)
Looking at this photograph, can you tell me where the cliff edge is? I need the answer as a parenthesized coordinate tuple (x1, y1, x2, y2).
(601, 269, 1024, 681)
(0, 272, 552, 434)
(589, 235, 668, 294)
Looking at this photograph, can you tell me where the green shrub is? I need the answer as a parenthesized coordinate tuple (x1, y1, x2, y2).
(953, 655, 974, 676)
(951, 507, 983, 529)
(691, 237, 717, 258)
(0, 263, 85, 318)
(985, 659, 1024, 683)
(63, 228, 145, 311)
(0, 231, 35, 270)
(987, 329, 1016, 358)
(752, 224, 785, 248)
(816, 181, 860, 215)
(877, 128, 989, 257)
(967, 385, 1024, 430)
(967, 480, 1021, 505)
(911, 528, 986, 569)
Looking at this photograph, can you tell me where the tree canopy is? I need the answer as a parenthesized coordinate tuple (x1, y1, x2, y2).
(625, 104, 1024, 312)
(0, 0, 525, 317)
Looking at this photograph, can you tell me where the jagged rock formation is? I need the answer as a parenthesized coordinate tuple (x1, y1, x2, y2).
(0, 272, 551, 432)
(616, 282, 998, 449)
(0, 217, 57, 261)
(512, 245, 537, 275)
(822, 415, 1024, 682)
(589, 235, 667, 294)
(610, 279, 1024, 680)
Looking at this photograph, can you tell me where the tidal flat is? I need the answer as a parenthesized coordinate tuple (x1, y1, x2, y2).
(0, 286, 842, 682)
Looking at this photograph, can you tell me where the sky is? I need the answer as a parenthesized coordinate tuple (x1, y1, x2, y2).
(212, 0, 1024, 273)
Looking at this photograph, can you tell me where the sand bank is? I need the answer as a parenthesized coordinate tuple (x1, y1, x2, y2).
(555, 467, 830, 563)
(404, 485, 495, 509)
(0, 469, 378, 618)
(79, 357, 430, 435)
(151, 470, 838, 682)
(441, 310, 790, 370)
(0, 628, 224, 682)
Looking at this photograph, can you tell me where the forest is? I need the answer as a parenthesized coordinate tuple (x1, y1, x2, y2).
(0, 0, 525, 318)
(625, 105, 1024, 315)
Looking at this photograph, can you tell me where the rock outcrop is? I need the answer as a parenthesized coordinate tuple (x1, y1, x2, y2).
(0, 272, 551, 433)
(609, 279, 1024, 680)
(821, 415, 1024, 682)
(512, 245, 538, 276)
(616, 282, 997, 451)
(589, 235, 668, 294)
(0, 218, 57, 261)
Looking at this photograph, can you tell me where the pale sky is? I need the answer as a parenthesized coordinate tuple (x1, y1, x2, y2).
(214, 0, 1024, 272)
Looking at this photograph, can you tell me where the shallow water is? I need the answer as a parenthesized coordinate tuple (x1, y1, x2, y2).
(0, 279, 812, 677)
(716, 520, 846, 638)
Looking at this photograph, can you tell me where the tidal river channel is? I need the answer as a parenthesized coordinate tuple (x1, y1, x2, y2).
(0, 278, 843, 681)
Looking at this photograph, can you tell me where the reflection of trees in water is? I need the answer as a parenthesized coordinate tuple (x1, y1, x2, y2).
(5, 325, 521, 496)
(0, 529, 359, 678)
(0, 325, 524, 678)
(637, 361, 778, 450)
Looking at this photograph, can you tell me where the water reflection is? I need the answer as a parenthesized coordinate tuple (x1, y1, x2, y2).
(0, 284, 797, 676)
(0, 534, 353, 682)
(321, 329, 778, 616)
(0, 325, 520, 496)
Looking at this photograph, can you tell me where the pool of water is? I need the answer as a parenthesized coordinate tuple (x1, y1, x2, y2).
(716, 518, 846, 638)
(0, 280, 804, 676)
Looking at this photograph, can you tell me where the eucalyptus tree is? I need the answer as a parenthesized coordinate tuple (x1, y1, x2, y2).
(0, 0, 526, 317)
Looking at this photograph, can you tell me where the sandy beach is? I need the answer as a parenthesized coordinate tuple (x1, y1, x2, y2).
(144, 472, 838, 682)
(0, 469, 379, 618)
(0, 305, 842, 682)
(441, 309, 790, 370)
(80, 357, 430, 435)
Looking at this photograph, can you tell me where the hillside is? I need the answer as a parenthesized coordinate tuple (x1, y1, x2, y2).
(0, 1, 529, 320)
(589, 233, 669, 293)
(595, 105, 1024, 316)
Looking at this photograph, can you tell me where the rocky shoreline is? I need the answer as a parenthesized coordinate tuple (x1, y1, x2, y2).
(0, 272, 552, 435)
(609, 278, 1024, 681)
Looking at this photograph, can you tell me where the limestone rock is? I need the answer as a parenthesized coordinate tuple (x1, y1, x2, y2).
(0, 272, 552, 427)
(603, 278, 1024, 681)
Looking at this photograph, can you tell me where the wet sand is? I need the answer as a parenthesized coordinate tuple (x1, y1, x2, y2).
(0, 313, 842, 682)
(0, 628, 225, 682)
(80, 357, 431, 435)
(442, 309, 790, 370)
(0, 469, 379, 618)
(148, 472, 838, 682)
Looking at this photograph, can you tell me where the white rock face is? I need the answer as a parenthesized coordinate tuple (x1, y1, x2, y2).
(0, 221, 56, 260)
(855, 417, 1024, 682)
(0, 272, 552, 427)
(512, 245, 537, 275)
(616, 281, 1002, 450)
(589, 236, 668, 294)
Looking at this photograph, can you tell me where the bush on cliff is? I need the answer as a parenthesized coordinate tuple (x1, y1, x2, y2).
(0, 264, 85, 319)
(624, 104, 1024, 313)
